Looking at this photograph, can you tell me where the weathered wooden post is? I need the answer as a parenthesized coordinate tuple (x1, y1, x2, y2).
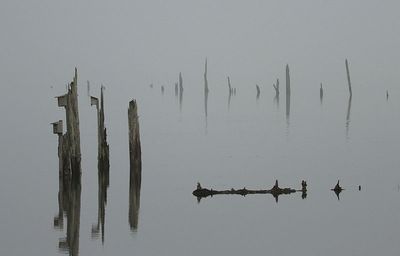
(175, 82, 178, 97)
(55, 68, 81, 178)
(345, 59, 352, 98)
(128, 100, 142, 231)
(273, 78, 280, 97)
(346, 96, 352, 139)
(204, 58, 209, 94)
(285, 65, 291, 122)
(320, 83, 323, 103)
(52, 120, 64, 174)
(179, 73, 183, 111)
(256, 84, 260, 99)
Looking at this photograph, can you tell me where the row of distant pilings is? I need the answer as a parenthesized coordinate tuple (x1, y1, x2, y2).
(51, 69, 142, 256)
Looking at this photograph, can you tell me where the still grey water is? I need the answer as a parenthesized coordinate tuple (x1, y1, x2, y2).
(1, 72, 399, 255)
(1, 2, 400, 255)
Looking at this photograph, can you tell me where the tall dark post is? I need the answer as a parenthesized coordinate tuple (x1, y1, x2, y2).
(90, 86, 109, 243)
(55, 68, 81, 179)
(256, 84, 260, 99)
(285, 65, 291, 123)
(179, 73, 183, 112)
(128, 100, 142, 231)
(345, 59, 352, 98)
(204, 58, 209, 94)
(227, 76, 232, 110)
(320, 83, 323, 104)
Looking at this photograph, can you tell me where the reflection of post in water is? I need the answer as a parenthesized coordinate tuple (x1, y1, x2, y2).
(90, 86, 110, 243)
(175, 82, 178, 97)
(87, 80, 90, 100)
(285, 65, 291, 125)
(53, 159, 81, 256)
(54, 68, 81, 180)
(128, 100, 142, 231)
(273, 78, 280, 108)
(179, 72, 183, 112)
(346, 96, 352, 140)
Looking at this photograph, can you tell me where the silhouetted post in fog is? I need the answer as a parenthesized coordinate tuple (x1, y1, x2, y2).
(386, 90, 389, 100)
(285, 65, 291, 122)
(179, 73, 183, 111)
(273, 78, 279, 97)
(128, 100, 142, 231)
(175, 82, 178, 97)
(345, 59, 352, 98)
(256, 84, 260, 99)
(55, 68, 81, 179)
(320, 83, 323, 103)
(204, 58, 209, 94)
(227, 76, 232, 95)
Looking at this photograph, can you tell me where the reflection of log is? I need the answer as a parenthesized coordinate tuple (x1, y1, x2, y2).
(128, 99, 142, 231)
(193, 180, 307, 203)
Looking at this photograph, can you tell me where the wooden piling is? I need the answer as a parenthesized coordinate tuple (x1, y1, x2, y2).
(204, 58, 209, 94)
(345, 59, 352, 98)
(128, 99, 142, 231)
(256, 84, 260, 99)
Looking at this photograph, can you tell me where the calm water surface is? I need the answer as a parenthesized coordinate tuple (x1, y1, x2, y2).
(0, 72, 400, 256)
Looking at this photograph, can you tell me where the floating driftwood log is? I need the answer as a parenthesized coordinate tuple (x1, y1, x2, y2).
(128, 99, 142, 231)
(193, 180, 307, 202)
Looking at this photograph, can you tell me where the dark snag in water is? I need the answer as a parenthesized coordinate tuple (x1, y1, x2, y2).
(345, 59, 352, 98)
(320, 83, 323, 104)
(332, 180, 343, 200)
(256, 84, 260, 99)
(193, 180, 305, 203)
(128, 100, 142, 231)
(90, 86, 110, 243)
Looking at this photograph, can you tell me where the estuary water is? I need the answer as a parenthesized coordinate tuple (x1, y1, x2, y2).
(0, 71, 399, 255)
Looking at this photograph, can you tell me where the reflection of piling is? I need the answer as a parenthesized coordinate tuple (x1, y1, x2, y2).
(54, 68, 81, 179)
(227, 76, 232, 110)
(128, 100, 142, 231)
(345, 59, 352, 98)
(273, 79, 280, 108)
(175, 82, 178, 97)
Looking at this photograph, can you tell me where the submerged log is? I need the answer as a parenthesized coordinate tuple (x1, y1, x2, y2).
(193, 180, 306, 202)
